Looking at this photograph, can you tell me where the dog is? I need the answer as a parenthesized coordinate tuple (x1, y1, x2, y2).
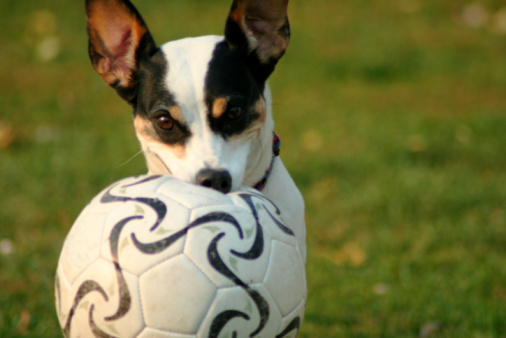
(85, 0, 306, 258)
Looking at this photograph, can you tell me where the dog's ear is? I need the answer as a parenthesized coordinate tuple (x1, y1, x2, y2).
(86, 0, 156, 104)
(225, 0, 290, 81)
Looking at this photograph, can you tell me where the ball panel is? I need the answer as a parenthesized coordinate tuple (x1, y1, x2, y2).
(263, 240, 307, 317)
(139, 255, 217, 334)
(59, 210, 107, 285)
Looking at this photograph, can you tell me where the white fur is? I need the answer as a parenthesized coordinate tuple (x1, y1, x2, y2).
(136, 36, 306, 259)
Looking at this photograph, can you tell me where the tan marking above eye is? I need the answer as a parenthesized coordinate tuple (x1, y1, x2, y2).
(240, 97, 267, 137)
(168, 105, 183, 124)
(212, 98, 228, 119)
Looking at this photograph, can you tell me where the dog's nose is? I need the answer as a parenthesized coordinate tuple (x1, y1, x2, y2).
(195, 169, 232, 194)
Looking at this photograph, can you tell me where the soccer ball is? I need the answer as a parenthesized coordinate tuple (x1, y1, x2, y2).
(55, 176, 306, 337)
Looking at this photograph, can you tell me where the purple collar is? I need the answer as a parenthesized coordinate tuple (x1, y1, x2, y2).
(253, 133, 280, 191)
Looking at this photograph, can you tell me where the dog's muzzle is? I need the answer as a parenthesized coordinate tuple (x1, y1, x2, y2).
(196, 169, 232, 194)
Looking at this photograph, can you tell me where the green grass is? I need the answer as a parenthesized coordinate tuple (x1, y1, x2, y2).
(1, 0, 505, 336)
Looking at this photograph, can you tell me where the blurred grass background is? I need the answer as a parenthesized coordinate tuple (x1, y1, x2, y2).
(1, 0, 505, 336)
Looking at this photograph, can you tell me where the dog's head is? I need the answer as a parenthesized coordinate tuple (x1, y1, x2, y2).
(86, 0, 290, 193)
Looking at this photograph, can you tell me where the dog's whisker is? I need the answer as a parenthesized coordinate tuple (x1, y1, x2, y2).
(116, 150, 144, 168)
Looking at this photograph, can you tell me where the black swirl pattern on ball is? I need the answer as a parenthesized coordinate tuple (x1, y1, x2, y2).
(209, 310, 249, 338)
(62, 280, 109, 336)
(100, 178, 167, 231)
(131, 212, 243, 254)
(105, 215, 143, 321)
(240, 192, 295, 236)
(62, 177, 302, 337)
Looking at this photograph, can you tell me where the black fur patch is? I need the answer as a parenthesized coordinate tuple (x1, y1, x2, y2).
(204, 41, 264, 139)
(134, 50, 191, 146)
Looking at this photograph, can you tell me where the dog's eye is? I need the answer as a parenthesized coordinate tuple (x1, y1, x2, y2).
(156, 115, 175, 131)
(227, 107, 243, 121)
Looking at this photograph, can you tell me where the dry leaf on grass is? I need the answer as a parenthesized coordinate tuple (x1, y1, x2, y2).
(0, 123, 15, 149)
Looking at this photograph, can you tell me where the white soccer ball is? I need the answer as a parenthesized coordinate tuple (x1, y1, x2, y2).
(55, 175, 306, 337)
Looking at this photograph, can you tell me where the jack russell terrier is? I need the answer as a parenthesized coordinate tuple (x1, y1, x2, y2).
(86, 0, 306, 258)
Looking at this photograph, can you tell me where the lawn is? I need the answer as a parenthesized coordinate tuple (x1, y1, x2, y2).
(1, 0, 505, 336)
